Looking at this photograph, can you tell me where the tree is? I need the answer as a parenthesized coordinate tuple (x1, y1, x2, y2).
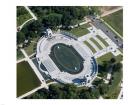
(78, 7, 89, 19)
(92, 78, 104, 87)
(110, 58, 116, 64)
(88, 88, 100, 99)
(89, 7, 101, 15)
(61, 11, 72, 27)
(62, 84, 77, 99)
(48, 84, 62, 99)
(70, 19, 78, 26)
(30, 21, 41, 31)
(63, 84, 77, 92)
(28, 6, 94, 30)
(17, 6, 28, 17)
(99, 83, 108, 95)
(79, 89, 91, 99)
(43, 13, 62, 29)
(17, 31, 25, 44)
(28, 31, 37, 38)
(113, 63, 122, 72)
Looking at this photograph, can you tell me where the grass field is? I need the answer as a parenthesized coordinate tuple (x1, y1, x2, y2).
(49, 43, 84, 74)
(17, 61, 40, 97)
(103, 10, 123, 36)
(24, 42, 37, 56)
(84, 41, 96, 53)
(17, 6, 32, 26)
(90, 37, 103, 50)
(75, 19, 85, 25)
(68, 24, 90, 37)
(17, 50, 24, 60)
(97, 52, 123, 65)
(46, 79, 54, 84)
(79, 23, 91, 28)
(96, 35, 109, 47)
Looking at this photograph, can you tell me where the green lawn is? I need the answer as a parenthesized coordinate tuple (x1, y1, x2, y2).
(24, 42, 37, 56)
(76, 19, 85, 25)
(84, 41, 96, 53)
(97, 52, 123, 65)
(96, 35, 109, 47)
(17, 61, 41, 97)
(80, 23, 91, 28)
(90, 37, 103, 50)
(46, 79, 54, 84)
(68, 25, 90, 37)
(17, 6, 32, 26)
(17, 50, 24, 60)
(103, 10, 123, 36)
(24, 37, 40, 56)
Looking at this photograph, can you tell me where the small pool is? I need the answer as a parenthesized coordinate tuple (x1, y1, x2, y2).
(49, 43, 84, 74)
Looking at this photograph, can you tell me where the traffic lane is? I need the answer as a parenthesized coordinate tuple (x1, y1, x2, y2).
(92, 19, 123, 49)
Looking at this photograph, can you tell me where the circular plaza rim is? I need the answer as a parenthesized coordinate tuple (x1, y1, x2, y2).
(36, 32, 98, 86)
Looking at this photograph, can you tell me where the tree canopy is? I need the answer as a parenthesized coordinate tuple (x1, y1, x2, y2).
(29, 6, 94, 28)
(25, 84, 100, 99)
(17, 6, 97, 45)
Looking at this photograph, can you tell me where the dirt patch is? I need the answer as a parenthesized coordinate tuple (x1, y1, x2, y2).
(98, 6, 121, 14)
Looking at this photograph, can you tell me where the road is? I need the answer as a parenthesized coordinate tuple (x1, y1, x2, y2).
(89, 17, 123, 50)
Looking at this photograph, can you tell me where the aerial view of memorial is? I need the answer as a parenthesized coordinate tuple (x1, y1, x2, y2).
(16, 6, 123, 99)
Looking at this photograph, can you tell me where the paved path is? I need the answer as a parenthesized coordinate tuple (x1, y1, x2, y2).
(94, 36, 106, 48)
(31, 41, 37, 43)
(17, 58, 26, 63)
(18, 6, 37, 31)
(118, 62, 123, 99)
(46, 81, 58, 85)
(70, 20, 91, 28)
(18, 18, 34, 30)
(96, 76, 109, 84)
(20, 49, 45, 85)
(118, 85, 123, 99)
(18, 81, 57, 99)
(87, 39, 100, 51)
(18, 49, 59, 98)
(78, 33, 92, 41)
(99, 96, 103, 99)
(17, 85, 43, 99)
(106, 65, 114, 80)
(101, 7, 123, 17)
(29, 52, 36, 57)
(24, 6, 37, 20)
(78, 22, 122, 58)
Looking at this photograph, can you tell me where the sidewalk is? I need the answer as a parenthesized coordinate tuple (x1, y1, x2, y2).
(20, 49, 45, 85)
(18, 85, 43, 99)
(24, 6, 37, 20)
